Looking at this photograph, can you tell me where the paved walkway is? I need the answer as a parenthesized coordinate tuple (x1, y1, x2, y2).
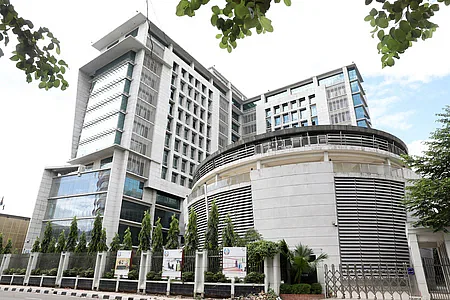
(0, 285, 189, 300)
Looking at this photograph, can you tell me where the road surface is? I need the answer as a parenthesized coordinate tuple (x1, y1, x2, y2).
(0, 291, 73, 299)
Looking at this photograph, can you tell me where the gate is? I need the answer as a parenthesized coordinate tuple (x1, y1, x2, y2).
(324, 264, 417, 299)
(422, 257, 450, 300)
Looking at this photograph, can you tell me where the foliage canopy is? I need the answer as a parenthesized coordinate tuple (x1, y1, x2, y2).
(404, 105, 450, 232)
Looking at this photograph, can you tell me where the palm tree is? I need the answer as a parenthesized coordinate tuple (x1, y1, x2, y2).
(291, 243, 328, 283)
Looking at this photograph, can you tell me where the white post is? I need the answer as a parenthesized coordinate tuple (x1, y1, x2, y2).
(56, 252, 70, 287)
(139, 251, 151, 292)
(93, 251, 107, 290)
(24, 252, 39, 285)
(0, 254, 11, 275)
(272, 253, 281, 295)
(264, 256, 274, 292)
(409, 233, 431, 300)
(167, 278, 171, 296)
(231, 277, 235, 298)
(194, 250, 206, 297)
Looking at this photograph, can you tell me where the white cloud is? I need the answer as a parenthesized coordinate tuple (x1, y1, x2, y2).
(373, 110, 416, 130)
(407, 140, 430, 156)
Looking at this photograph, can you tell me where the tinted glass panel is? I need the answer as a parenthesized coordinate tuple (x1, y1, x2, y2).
(120, 200, 150, 223)
(352, 94, 363, 106)
(154, 209, 180, 229)
(118, 224, 140, 246)
(123, 177, 144, 199)
(156, 192, 181, 210)
(44, 219, 95, 241)
(49, 170, 110, 198)
(46, 194, 106, 219)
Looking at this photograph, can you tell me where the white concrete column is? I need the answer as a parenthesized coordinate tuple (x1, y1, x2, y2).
(25, 252, 39, 285)
(272, 253, 281, 295)
(256, 160, 261, 170)
(194, 250, 206, 296)
(409, 233, 431, 300)
(93, 251, 107, 290)
(324, 151, 329, 162)
(56, 252, 70, 286)
(0, 254, 11, 275)
(139, 251, 151, 292)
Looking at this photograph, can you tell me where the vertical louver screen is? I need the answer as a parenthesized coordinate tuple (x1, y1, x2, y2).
(335, 177, 409, 267)
(189, 185, 254, 248)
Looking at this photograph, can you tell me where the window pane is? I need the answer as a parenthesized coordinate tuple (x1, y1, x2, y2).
(120, 200, 150, 223)
(49, 170, 110, 198)
(46, 194, 106, 219)
(156, 191, 181, 210)
(123, 177, 144, 199)
(154, 209, 180, 229)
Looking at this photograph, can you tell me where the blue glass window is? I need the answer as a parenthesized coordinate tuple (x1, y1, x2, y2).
(123, 177, 144, 199)
(101, 157, 113, 169)
(310, 105, 317, 116)
(352, 94, 363, 106)
(348, 69, 357, 81)
(49, 170, 110, 198)
(357, 120, 368, 128)
(355, 106, 369, 119)
(292, 112, 299, 121)
(44, 219, 96, 241)
(318, 73, 344, 86)
(311, 116, 318, 126)
(274, 116, 281, 126)
(350, 81, 360, 93)
(283, 114, 290, 123)
(46, 194, 106, 219)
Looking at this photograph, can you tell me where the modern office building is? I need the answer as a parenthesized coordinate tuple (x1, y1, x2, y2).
(25, 13, 409, 267)
(0, 213, 30, 251)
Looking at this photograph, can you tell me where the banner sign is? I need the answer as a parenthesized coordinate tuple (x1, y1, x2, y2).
(162, 249, 183, 279)
(223, 247, 247, 278)
(114, 250, 132, 278)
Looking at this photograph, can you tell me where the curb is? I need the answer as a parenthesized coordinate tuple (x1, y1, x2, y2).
(0, 285, 179, 300)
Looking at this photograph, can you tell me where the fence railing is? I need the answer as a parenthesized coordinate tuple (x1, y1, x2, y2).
(324, 264, 418, 300)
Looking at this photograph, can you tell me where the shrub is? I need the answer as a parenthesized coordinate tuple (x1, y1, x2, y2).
(280, 283, 313, 294)
(10, 268, 26, 275)
(204, 271, 215, 282)
(213, 271, 230, 283)
(2, 268, 14, 275)
(103, 269, 115, 279)
(127, 269, 138, 280)
(182, 271, 194, 282)
(310, 283, 322, 294)
(44, 268, 58, 276)
(146, 271, 163, 281)
(30, 269, 41, 275)
(244, 272, 265, 284)
(63, 268, 79, 277)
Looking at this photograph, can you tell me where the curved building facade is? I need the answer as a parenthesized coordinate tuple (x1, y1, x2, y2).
(187, 125, 414, 266)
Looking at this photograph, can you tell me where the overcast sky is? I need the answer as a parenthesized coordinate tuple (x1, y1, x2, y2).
(0, 0, 449, 218)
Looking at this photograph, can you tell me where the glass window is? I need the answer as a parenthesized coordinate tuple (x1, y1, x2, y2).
(299, 98, 306, 107)
(265, 109, 272, 117)
(291, 83, 314, 95)
(318, 73, 345, 86)
(310, 105, 317, 116)
(118, 224, 140, 246)
(49, 170, 110, 198)
(171, 173, 178, 183)
(174, 139, 180, 152)
(351, 81, 360, 93)
(282, 104, 289, 112)
(46, 194, 106, 219)
(165, 133, 171, 147)
(291, 101, 298, 109)
(173, 156, 179, 169)
(190, 163, 195, 175)
(283, 114, 290, 123)
(156, 191, 181, 209)
(184, 128, 189, 140)
(123, 176, 144, 199)
(85, 164, 93, 171)
(357, 120, 368, 127)
(352, 94, 363, 106)
(312, 116, 319, 126)
(300, 109, 307, 119)
(161, 167, 167, 179)
(266, 118, 272, 128)
(163, 150, 169, 166)
(348, 68, 357, 81)
(180, 176, 186, 186)
(176, 123, 181, 136)
(355, 106, 369, 119)
(274, 106, 281, 114)
(183, 143, 188, 156)
(181, 160, 187, 172)
(100, 157, 113, 169)
(154, 209, 180, 229)
(120, 200, 150, 223)
(301, 120, 308, 127)
(274, 116, 281, 126)
(292, 112, 299, 121)
(45, 219, 96, 241)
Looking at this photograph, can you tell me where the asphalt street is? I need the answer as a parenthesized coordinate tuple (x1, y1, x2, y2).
(0, 291, 74, 299)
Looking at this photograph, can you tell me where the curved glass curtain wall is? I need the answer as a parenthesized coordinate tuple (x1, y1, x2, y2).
(76, 51, 136, 158)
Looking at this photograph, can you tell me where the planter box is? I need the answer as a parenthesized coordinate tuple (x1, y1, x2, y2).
(118, 280, 138, 293)
(42, 276, 57, 287)
(28, 276, 42, 286)
(235, 284, 265, 296)
(170, 282, 194, 296)
(76, 278, 93, 290)
(11, 275, 25, 285)
(280, 294, 325, 300)
(0, 275, 12, 284)
(204, 283, 231, 298)
(145, 281, 167, 294)
(99, 279, 116, 292)
(60, 278, 76, 289)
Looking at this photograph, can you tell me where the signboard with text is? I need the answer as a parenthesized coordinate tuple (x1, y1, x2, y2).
(223, 247, 247, 278)
(114, 250, 132, 278)
(162, 249, 183, 279)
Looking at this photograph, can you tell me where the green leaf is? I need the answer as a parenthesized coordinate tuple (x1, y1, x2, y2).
(259, 16, 273, 32)
(284, 0, 291, 6)
(0, 48, 3, 58)
(369, 8, 378, 17)
(364, 15, 373, 22)
(399, 20, 411, 33)
(211, 5, 221, 14)
(38, 82, 46, 89)
(395, 28, 406, 42)
(377, 30, 385, 41)
(377, 17, 389, 28)
(235, 4, 249, 19)
(227, 45, 232, 53)
(10, 55, 20, 61)
(386, 57, 395, 66)
(215, 34, 222, 39)
(211, 14, 218, 26)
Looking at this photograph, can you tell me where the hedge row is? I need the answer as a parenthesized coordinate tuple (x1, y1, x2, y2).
(280, 283, 322, 294)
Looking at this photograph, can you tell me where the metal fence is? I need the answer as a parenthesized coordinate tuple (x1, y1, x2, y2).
(150, 251, 163, 273)
(8, 254, 30, 269)
(423, 257, 450, 300)
(67, 253, 97, 271)
(207, 249, 222, 273)
(36, 253, 61, 271)
(324, 264, 417, 300)
(183, 250, 196, 273)
(247, 259, 264, 274)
